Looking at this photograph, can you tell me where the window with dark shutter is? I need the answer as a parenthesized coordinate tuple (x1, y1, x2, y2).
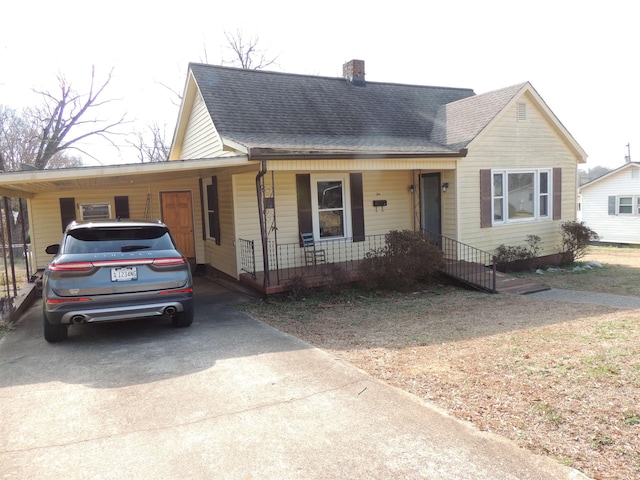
(206, 176, 221, 245)
(199, 179, 206, 240)
(296, 174, 312, 246)
(553, 167, 562, 220)
(59, 198, 76, 232)
(114, 196, 130, 219)
(480, 170, 492, 228)
(350, 173, 365, 242)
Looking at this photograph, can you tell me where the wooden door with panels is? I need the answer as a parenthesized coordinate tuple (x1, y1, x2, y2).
(160, 191, 195, 258)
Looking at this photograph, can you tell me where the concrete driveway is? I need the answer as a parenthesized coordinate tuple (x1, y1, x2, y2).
(1, 278, 588, 479)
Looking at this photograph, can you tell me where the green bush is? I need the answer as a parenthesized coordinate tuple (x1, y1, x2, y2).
(358, 230, 445, 292)
(560, 221, 599, 263)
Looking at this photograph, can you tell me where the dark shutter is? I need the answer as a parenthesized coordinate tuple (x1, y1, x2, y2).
(199, 178, 206, 240)
(480, 169, 492, 228)
(114, 196, 130, 219)
(553, 167, 562, 220)
(350, 173, 365, 242)
(207, 176, 221, 245)
(59, 198, 76, 232)
(296, 174, 312, 246)
(608, 196, 616, 215)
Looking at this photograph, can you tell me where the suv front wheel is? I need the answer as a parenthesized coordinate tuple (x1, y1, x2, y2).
(43, 317, 69, 343)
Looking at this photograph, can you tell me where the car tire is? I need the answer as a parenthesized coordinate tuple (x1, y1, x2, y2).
(43, 317, 69, 342)
(172, 310, 193, 328)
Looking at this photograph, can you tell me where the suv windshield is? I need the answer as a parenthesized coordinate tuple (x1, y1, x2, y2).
(64, 226, 175, 254)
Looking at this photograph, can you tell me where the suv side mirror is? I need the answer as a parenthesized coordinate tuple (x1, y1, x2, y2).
(45, 244, 60, 255)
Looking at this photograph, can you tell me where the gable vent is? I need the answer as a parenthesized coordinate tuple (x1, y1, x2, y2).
(517, 102, 527, 121)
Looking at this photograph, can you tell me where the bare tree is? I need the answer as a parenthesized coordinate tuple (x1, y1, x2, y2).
(127, 122, 169, 162)
(221, 30, 278, 70)
(0, 105, 81, 171)
(30, 66, 127, 169)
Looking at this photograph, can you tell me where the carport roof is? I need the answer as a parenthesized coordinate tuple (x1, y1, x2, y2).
(0, 156, 255, 198)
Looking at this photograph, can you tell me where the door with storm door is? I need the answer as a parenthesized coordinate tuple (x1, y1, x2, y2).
(420, 173, 442, 244)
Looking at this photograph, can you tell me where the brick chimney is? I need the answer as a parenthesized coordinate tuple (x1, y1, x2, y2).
(343, 59, 365, 86)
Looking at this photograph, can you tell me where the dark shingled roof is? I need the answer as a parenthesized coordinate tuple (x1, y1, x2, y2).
(189, 63, 479, 155)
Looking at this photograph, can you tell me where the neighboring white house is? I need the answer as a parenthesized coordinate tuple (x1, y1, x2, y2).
(579, 162, 640, 244)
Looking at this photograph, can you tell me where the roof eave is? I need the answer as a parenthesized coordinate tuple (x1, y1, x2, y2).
(248, 148, 468, 160)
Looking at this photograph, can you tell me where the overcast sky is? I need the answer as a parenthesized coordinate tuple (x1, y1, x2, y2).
(1, 0, 638, 169)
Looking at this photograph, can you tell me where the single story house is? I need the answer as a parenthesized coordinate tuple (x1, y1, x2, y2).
(578, 161, 640, 244)
(0, 60, 586, 294)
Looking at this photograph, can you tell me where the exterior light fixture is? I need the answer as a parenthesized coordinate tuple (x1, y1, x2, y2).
(442, 182, 449, 192)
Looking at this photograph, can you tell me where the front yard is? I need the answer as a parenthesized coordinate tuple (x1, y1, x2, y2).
(239, 246, 640, 480)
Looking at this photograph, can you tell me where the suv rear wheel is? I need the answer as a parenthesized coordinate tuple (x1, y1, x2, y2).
(172, 310, 193, 328)
(43, 317, 69, 342)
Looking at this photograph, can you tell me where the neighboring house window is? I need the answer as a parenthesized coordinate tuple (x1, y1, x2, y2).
(607, 195, 640, 215)
(618, 196, 633, 215)
(296, 173, 365, 243)
(311, 174, 351, 240)
(79, 203, 111, 221)
(203, 176, 221, 245)
(491, 169, 552, 224)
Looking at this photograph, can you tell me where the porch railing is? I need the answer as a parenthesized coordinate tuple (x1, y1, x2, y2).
(239, 232, 497, 293)
(426, 232, 497, 293)
(238, 238, 256, 279)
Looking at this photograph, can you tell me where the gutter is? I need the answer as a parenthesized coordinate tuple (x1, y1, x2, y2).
(248, 148, 468, 161)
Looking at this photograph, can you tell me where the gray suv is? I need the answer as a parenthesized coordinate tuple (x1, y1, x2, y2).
(43, 220, 194, 342)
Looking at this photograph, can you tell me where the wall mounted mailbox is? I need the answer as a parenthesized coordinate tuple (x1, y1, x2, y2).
(372, 200, 387, 207)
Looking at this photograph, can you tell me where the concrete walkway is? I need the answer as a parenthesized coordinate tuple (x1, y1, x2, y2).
(528, 288, 640, 309)
(1, 278, 589, 479)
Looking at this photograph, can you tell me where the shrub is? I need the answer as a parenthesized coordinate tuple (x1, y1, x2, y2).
(495, 235, 542, 268)
(560, 221, 599, 263)
(323, 263, 351, 295)
(358, 230, 445, 292)
(286, 274, 309, 300)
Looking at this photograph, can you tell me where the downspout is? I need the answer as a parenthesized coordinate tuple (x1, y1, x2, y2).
(255, 158, 270, 290)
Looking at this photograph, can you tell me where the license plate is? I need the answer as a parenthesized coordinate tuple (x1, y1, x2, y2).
(111, 266, 137, 282)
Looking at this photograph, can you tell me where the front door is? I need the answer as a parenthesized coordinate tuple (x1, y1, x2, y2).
(161, 191, 195, 258)
(420, 173, 442, 241)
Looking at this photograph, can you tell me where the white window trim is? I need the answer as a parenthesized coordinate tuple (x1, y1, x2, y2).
(617, 196, 636, 215)
(492, 169, 552, 225)
(79, 203, 111, 221)
(310, 173, 352, 242)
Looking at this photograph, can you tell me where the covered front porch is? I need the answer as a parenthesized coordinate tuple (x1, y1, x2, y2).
(237, 233, 501, 295)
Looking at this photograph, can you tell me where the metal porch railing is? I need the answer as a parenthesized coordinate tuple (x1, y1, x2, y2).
(425, 231, 497, 293)
(239, 232, 497, 293)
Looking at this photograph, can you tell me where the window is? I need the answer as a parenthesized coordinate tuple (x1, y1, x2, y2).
(311, 174, 351, 240)
(608, 195, 640, 215)
(79, 203, 111, 221)
(296, 173, 365, 243)
(619, 197, 633, 215)
(492, 169, 552, 224)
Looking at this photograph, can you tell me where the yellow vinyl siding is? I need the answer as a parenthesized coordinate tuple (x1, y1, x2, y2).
(181, 94, 223, 159)
(202, 170, 238, 278)
(456, 94, 579, 255)
(30, 177, 202, 269)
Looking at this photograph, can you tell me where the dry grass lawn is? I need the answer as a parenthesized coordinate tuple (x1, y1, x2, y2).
(239, 246, 640, 480)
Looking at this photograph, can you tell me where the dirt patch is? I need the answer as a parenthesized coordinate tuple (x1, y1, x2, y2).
(240, 246, 640, 480)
